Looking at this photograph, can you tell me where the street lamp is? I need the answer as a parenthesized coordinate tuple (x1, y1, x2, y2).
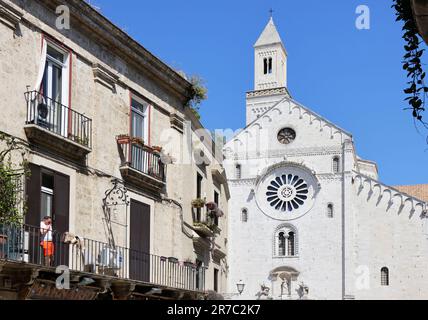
(236, 280, 245, 295)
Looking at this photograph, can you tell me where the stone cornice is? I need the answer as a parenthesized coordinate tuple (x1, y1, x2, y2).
(246, 87, 291, 99)
(225, 146, 345, 161)
(0, 0, 22, 31)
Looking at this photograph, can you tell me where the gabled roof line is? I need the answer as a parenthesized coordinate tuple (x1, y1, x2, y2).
(225, 96, 353, 146)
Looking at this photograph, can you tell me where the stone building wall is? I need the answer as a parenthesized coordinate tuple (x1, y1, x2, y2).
(0, 0, 228, 295)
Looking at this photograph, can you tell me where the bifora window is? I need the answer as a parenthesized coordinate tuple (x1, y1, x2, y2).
(266, 174, 309, 212)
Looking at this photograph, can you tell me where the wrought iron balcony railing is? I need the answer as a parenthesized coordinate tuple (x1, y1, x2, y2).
(25, 91, 92, 149)
(0, 223, 205, 292)
(116, 135, 165, 183)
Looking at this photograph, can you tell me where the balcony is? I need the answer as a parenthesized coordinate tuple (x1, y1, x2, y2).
(24, 91, 92, 161)
(116, 135, 166, 194)
(0, 223, 205, 300)
(192, 206, 221, 238)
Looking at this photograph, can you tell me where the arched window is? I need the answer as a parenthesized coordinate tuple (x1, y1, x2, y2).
(263, 58, 268, 74)
(268, 57, 273, 74)
(274, 224, 298, 257)
(327, 204, 334, 218)
(287, 232, 295, 256)
(381, 267, 389, 286)
(235, 164, 242, 179)
(241, 208, 248, 222)
(333, 157, 340, 174)
(278, 232, 286, 256)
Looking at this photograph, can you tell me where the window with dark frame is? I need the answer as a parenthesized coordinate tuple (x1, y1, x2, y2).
(327, 204, 334, 218)
(214, 268, 219, 292)
(381, 267, 389, 286)
(333, 157, 340, 174)
(235, 164, 241, 179)
(278, 232, 286, 256)
(214, 190, 219, 226)
(241, 208, 248, 222)
(196, 173, 203, 221)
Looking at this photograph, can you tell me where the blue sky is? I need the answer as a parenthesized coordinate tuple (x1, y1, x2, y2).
(91, 0, 428, 186)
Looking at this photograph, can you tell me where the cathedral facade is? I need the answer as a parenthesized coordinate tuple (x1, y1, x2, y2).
(224, 17, 428, 300)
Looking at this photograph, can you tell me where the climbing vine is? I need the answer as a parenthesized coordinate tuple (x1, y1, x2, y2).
(0, 133, 29, 225)
(393, 0, 428, 127)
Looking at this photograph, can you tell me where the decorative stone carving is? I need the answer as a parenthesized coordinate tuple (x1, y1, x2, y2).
(255, 284, 272, 300)
(297, 282, 309, 299)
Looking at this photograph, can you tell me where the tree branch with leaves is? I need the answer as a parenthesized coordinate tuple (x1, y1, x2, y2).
(393, 0, 428, 128)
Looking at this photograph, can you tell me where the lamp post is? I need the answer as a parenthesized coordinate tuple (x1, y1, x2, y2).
(236, 280, 245, 295)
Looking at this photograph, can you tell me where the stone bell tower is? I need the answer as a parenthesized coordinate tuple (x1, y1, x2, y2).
(246, 16, 290, 125)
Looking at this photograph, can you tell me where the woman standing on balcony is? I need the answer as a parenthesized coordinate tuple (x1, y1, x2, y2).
(40, 216, 54, 267)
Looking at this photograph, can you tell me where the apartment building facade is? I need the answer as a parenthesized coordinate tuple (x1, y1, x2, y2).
(0, 0, 228, 300)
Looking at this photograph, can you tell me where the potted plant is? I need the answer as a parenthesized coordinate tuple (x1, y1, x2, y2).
(160, 256, 167, 262)
(151, 146, 163, 153)
(130, 137, 144, 146)
(205, 202, 217, 211)
(192, 198, 206, 209)
(184, 259, 196, 268)
(168, 257, 178, 264)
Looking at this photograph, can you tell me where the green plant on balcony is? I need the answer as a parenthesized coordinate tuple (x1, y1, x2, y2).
(69, 134, 89, 147)
(191, 198, 206, 209)
(130, 137, 145, 146)
(0, 133, 29, 245)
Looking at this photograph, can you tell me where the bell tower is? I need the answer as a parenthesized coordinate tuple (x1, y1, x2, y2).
(254, 17, 287, 90)
(246, 16, 290, 125)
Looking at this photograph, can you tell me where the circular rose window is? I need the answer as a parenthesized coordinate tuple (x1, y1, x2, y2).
(277, 128, 296, 144)
(266, 174, 309, 212)
(255, 164, 319, 221)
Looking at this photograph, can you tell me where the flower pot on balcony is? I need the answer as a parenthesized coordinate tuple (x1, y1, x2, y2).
(192, 198, 206, 209)
(168, 257, 178, 264)
(152, 146, 163, 153)
(130, 137, 144, 146)
(205, 202, 217, 211)
(160, 256, 167, 262)
(184, 261, 196, 268)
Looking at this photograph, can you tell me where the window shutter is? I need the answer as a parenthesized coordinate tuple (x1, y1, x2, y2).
(26, 164, 41, 227)
(53, 172, 70, 266)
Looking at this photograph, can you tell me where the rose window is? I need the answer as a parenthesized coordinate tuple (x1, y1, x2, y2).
(266, 174, 309, 212)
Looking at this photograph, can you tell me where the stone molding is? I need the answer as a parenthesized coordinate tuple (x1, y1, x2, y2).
(0, 0, 23, 31)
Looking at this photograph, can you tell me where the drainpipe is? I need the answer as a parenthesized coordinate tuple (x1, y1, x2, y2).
(161, 196, 194, 239)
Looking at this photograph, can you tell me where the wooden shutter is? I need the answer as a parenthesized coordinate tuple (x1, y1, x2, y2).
(53, 172, 70, 266)
(25, 164, 41, 264)
(26, 164, 41, 227)
(129, 200, 150, 282)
